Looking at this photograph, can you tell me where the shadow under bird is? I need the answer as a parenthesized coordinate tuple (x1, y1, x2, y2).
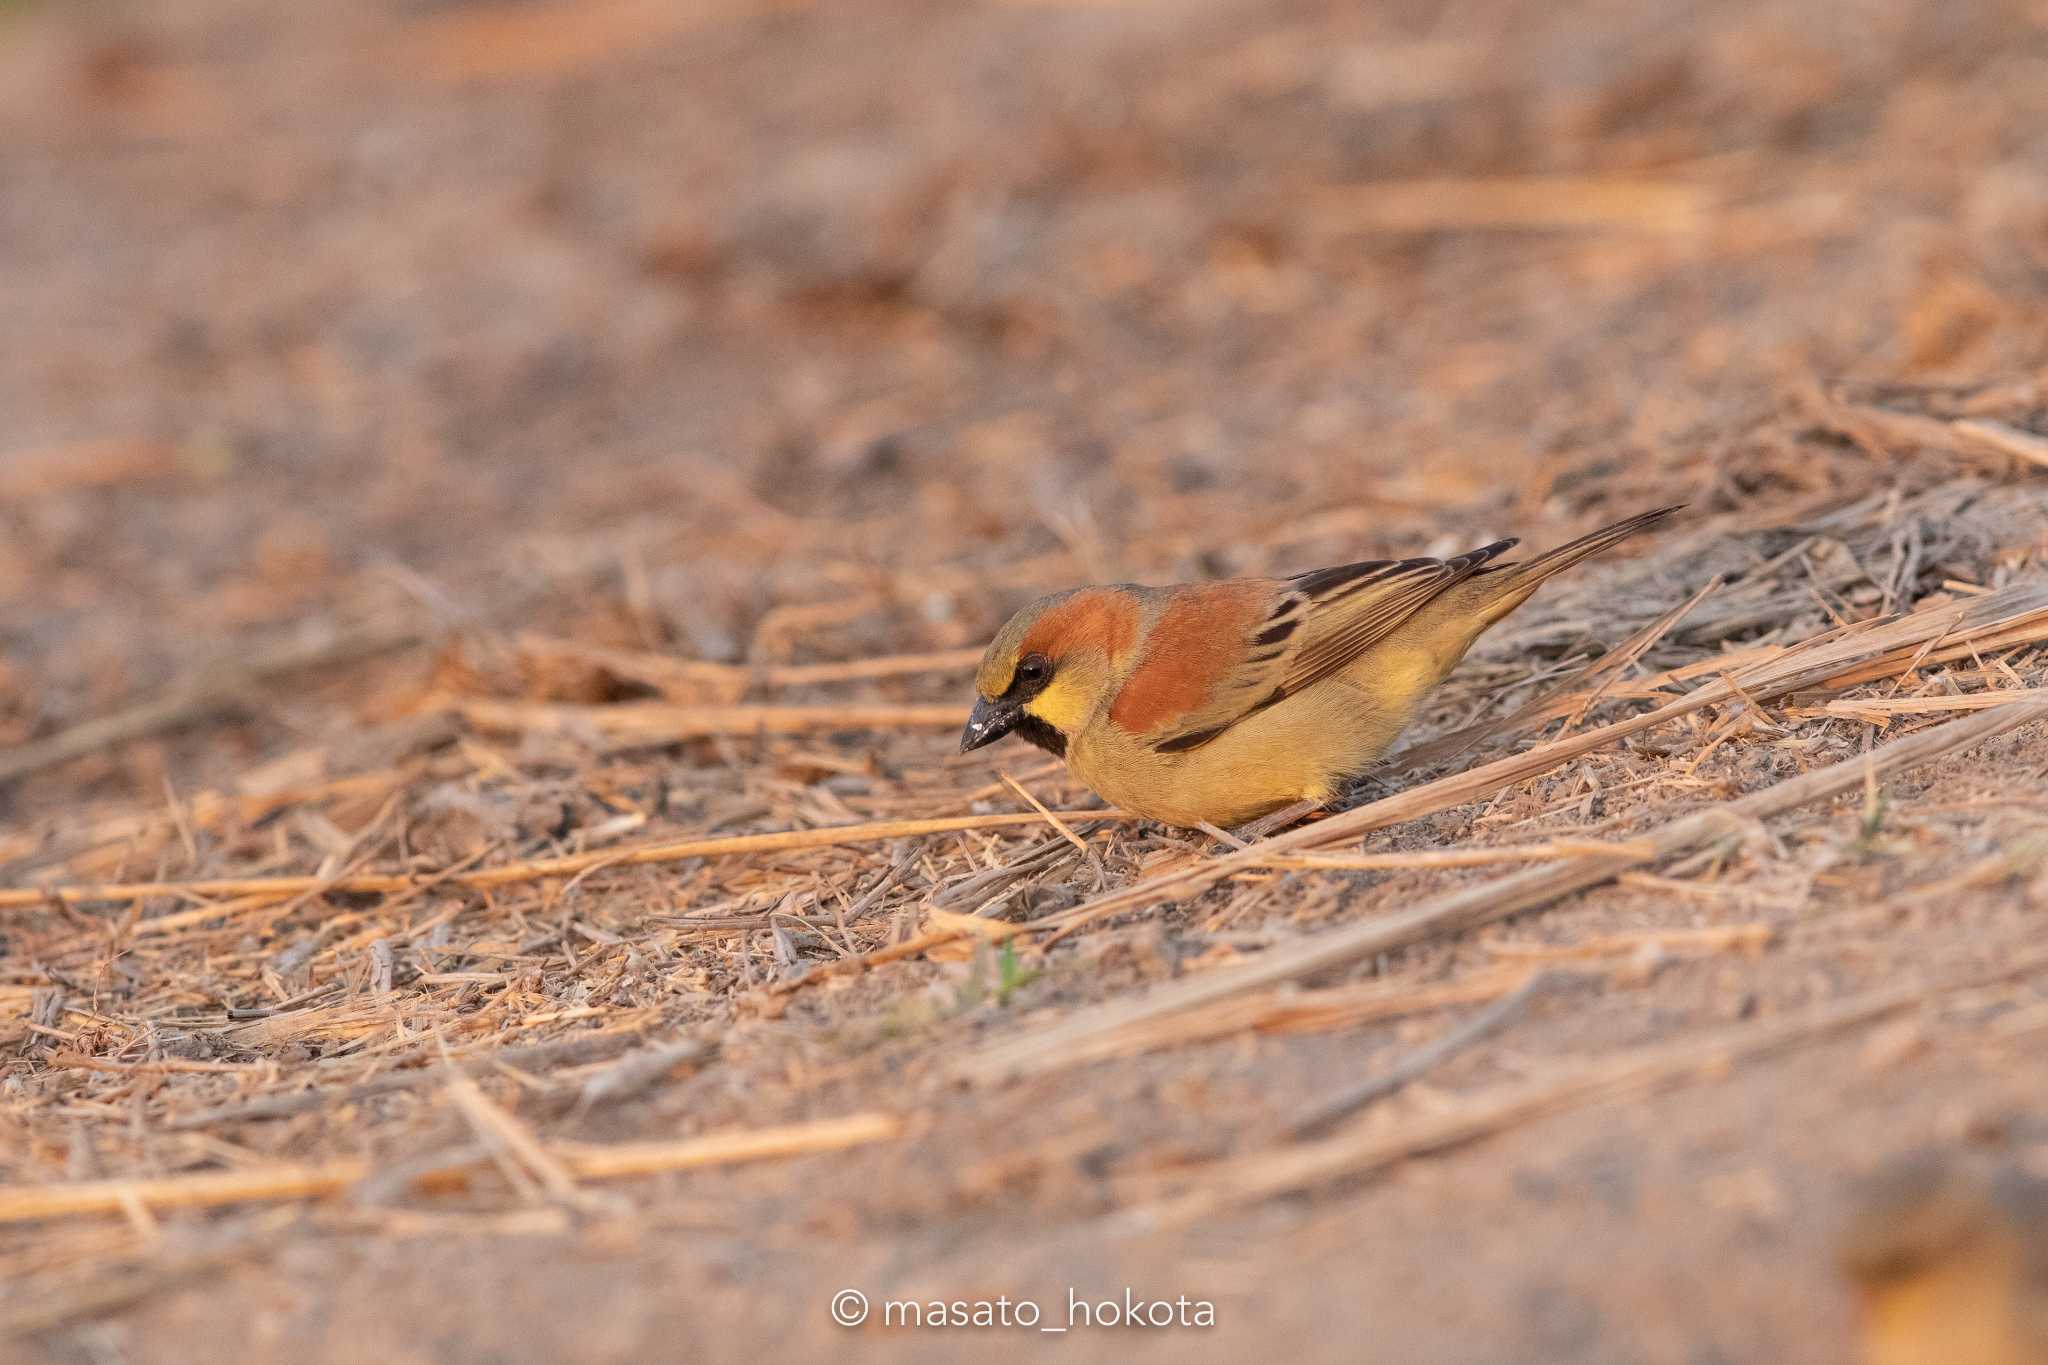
(961, 506, 1680, 828)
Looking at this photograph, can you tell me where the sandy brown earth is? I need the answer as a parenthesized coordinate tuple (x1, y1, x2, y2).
(3, 0, 2048, 1361)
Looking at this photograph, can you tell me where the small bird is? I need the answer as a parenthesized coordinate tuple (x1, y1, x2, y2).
(1838, 1149, 2048, 1365)
(960, 506, 1679, 828)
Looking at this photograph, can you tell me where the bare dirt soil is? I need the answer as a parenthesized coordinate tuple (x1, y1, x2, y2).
(3, 0, 2048, 1361)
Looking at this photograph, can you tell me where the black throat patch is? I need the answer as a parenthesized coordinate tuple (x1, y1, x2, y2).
(1011, 713, 1067, 757)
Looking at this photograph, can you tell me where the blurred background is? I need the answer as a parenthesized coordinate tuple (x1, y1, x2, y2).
(3, 0, 2048, 1360)
(5, 0, 2044, 804)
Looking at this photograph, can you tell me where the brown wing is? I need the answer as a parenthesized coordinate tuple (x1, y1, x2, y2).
(1117, 539, 1518, 754)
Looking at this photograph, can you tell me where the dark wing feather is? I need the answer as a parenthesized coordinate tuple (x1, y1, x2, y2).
(1278, 540, 1514, 696)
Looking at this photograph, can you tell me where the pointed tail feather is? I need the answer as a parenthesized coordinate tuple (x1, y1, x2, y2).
(1470, 504, 1682, 622)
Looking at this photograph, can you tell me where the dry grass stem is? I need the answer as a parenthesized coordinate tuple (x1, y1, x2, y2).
(960, 700, 2048, 1081)
(1117, 940, 2048, 1229)
(0, 1113, 901, 1226)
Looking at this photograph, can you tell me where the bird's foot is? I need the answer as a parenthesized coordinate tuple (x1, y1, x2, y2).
(1225, 799, 1321, 844)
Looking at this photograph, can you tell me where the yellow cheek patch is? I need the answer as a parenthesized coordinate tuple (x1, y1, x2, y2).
(1024, 673, 1096, 734)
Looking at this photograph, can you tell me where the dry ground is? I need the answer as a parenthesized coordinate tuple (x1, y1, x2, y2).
(3, 0, 2048, 1361)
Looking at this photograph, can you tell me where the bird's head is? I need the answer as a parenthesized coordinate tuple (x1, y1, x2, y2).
(960, 587, 1141, 756)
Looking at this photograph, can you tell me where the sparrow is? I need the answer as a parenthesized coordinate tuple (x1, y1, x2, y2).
(1837, 1149, 2048, 1365)
(960, 506, 1678, 828)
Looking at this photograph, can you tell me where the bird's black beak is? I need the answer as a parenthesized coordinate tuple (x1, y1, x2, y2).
(959, 696, 1018, 753)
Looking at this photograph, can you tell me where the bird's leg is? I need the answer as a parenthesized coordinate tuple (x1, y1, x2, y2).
(1337, 766, 1398, 806)
(1226, 799, 1320, 843)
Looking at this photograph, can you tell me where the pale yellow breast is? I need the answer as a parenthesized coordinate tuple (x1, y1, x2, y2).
(1070, 678, 1407, 827)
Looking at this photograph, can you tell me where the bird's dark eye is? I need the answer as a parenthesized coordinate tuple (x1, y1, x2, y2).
(1015, 654, 1051, 688)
